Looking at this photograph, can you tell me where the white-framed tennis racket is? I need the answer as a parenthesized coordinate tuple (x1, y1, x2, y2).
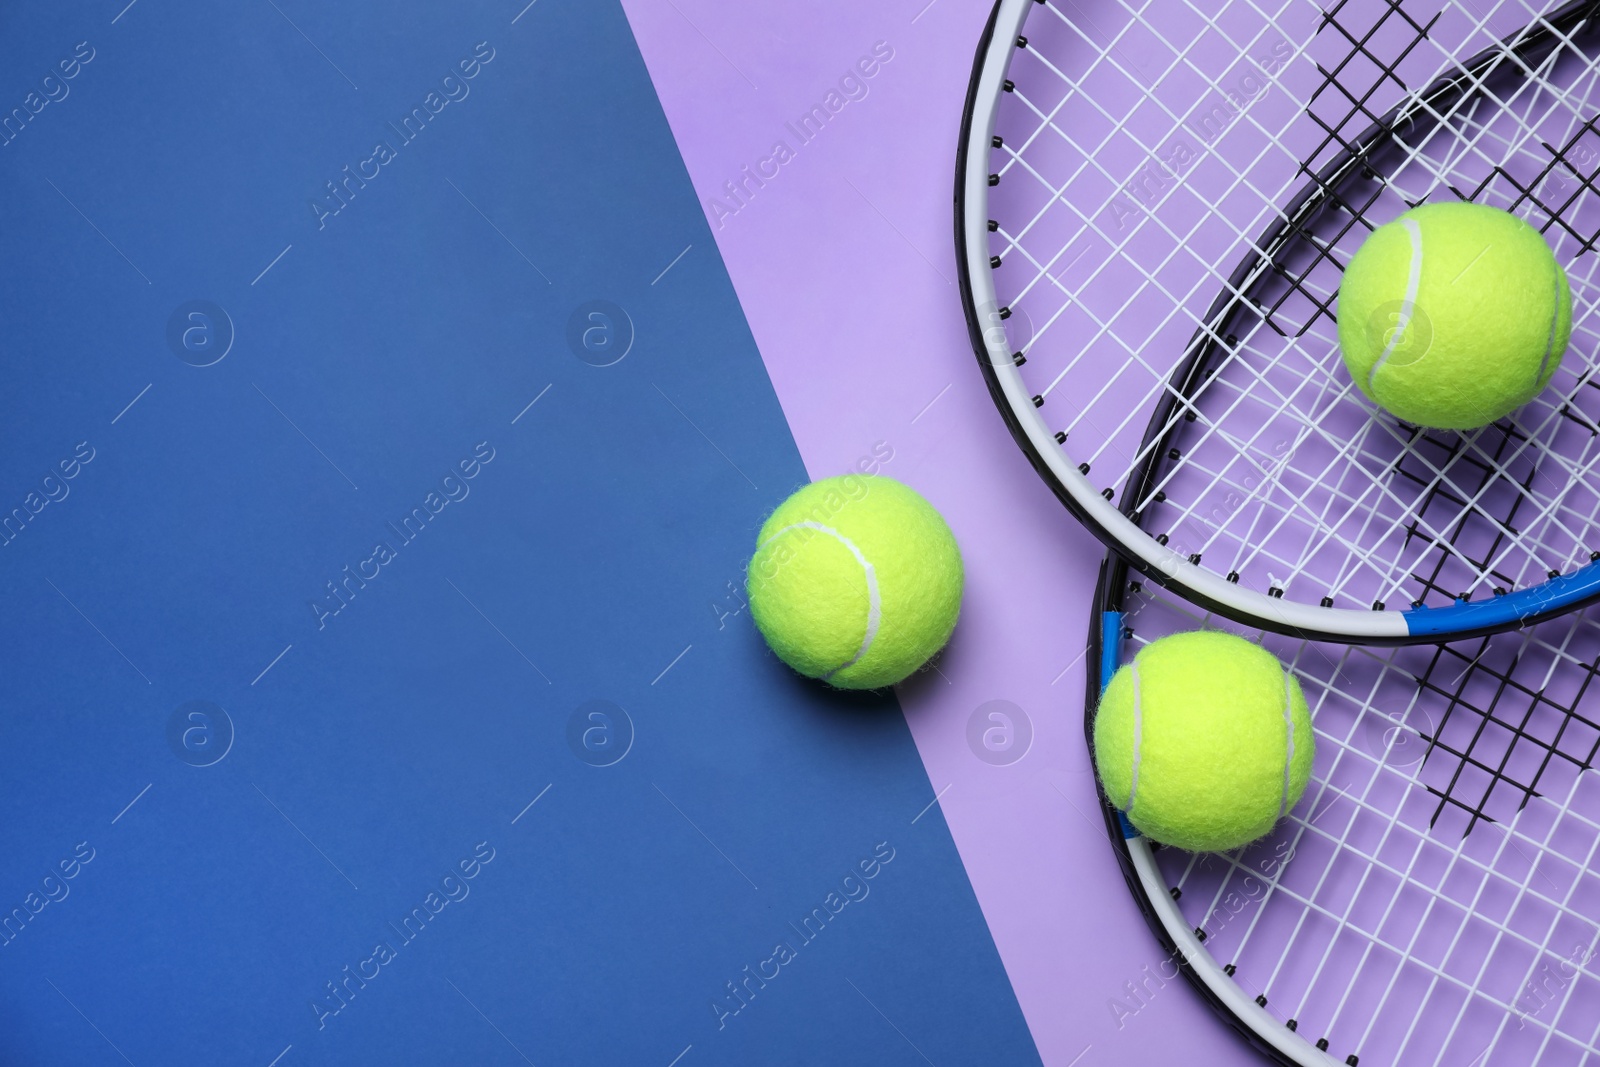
(957, 0, 1600, 643)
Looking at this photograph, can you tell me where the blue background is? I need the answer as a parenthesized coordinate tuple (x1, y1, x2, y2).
(0, 0, 1039, 1063)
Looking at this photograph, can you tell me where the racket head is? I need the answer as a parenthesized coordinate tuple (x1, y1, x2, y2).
(1087, 552, 1600, 1066)
(957, 0, 1600, 644)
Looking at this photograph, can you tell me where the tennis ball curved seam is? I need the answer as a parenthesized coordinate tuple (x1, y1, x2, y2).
(1365, 215, 1424, 392)
(757, 520, 881, 681)
(1126, 662, 1145, 815)
(1537, 264, 1563, 383)
(1277, 668, 1297, 820)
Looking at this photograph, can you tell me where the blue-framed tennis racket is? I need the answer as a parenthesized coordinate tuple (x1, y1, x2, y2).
(1089, 548, 1600, 1065)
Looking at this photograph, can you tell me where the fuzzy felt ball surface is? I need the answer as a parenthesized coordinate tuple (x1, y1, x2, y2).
(1336, 200, 1570, 430)
(1093, 630, 1313, 852)
(745, 475, 963, 690)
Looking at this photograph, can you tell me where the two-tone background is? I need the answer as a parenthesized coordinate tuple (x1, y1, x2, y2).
(0, 0, 1246, 1063)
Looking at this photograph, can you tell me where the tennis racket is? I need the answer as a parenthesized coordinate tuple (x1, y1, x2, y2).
(1089, 554, 1600, 1065)
(957, 0, 1600, 643)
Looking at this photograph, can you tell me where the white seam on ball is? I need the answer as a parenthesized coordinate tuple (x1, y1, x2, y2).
(1367, 216, 1423, 392)
(1279, 671, 1296, 821)
(1538, 265, 1562, 384)
(760, 521, 881, 681)
(1127, 661, 1144, 814)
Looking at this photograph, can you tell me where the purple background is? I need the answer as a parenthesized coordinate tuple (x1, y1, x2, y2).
(619, 0, 1249, 1062)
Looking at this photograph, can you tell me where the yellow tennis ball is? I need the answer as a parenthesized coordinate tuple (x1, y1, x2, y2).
(746, 475, 963, 689)
(1093, 631, 1313, 852)
(1337, 201, 1570, 430)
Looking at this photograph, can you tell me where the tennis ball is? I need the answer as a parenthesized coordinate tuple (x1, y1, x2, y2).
(1093, 630, 1313, 852)
(1337, 200, 1570, 430)
(746, 475, 963, 690)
